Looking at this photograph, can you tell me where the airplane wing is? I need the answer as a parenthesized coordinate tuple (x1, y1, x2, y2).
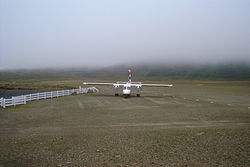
(83, 82, 126, 87)
(130, 83, 173, 87)
(141, 83, 173, 87)
(83, 82, 173, 87)
(83, 82, 115, 86)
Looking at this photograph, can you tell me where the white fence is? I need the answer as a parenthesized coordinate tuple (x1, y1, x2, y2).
(0, 87, 99, 108)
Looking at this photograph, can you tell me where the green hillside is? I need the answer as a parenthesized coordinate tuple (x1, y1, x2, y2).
(1, 63, 250, 81)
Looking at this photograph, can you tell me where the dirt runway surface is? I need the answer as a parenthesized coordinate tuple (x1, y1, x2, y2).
(0, 81, 250, 166)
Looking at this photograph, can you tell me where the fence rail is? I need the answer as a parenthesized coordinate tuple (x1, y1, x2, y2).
(0, 87, 98, 108)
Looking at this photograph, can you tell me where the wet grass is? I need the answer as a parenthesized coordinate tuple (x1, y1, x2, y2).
(0, 80, 250, 166)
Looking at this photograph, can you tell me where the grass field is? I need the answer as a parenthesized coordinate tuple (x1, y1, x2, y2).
(0, 80, 250, 167)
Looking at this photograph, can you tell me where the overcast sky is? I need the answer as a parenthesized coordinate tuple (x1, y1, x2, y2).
(0, 0, 250, 70)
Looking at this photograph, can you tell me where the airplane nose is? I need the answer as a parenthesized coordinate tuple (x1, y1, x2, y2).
(123, 89, 131, 95)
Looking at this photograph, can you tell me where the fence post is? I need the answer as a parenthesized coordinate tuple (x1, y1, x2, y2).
(2, 98, 5, 108)
(24, 95, 26, 104)
(13, 97, 16, 106)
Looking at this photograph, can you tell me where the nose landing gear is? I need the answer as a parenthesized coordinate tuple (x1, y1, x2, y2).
(124, 94, 130, 98)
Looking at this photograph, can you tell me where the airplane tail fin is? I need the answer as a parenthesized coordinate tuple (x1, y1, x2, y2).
(128, 69, 132, 83)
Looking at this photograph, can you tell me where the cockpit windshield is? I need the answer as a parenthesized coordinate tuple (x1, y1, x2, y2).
(124, 86, 131, 90)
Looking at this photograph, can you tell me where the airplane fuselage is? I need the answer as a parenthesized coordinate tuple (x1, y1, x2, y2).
(122, 83, 132, 97)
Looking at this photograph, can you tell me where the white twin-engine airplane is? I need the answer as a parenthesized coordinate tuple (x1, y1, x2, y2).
(83, 69, 173, 98)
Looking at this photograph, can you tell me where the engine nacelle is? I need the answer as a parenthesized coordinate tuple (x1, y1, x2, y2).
(113, 85, 119, 88)
(137, 85, 142, 89)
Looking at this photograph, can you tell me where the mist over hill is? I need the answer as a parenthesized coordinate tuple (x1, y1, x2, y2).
(1, 62, 250, 81)
(87, 63, 250, 80)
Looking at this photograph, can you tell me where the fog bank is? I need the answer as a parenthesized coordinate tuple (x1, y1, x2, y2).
(1, 0, 250, 70)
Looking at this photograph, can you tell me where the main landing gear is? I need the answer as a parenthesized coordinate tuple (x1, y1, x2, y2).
(114, 86, 119, 96)
(136, 87, 141, 97)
